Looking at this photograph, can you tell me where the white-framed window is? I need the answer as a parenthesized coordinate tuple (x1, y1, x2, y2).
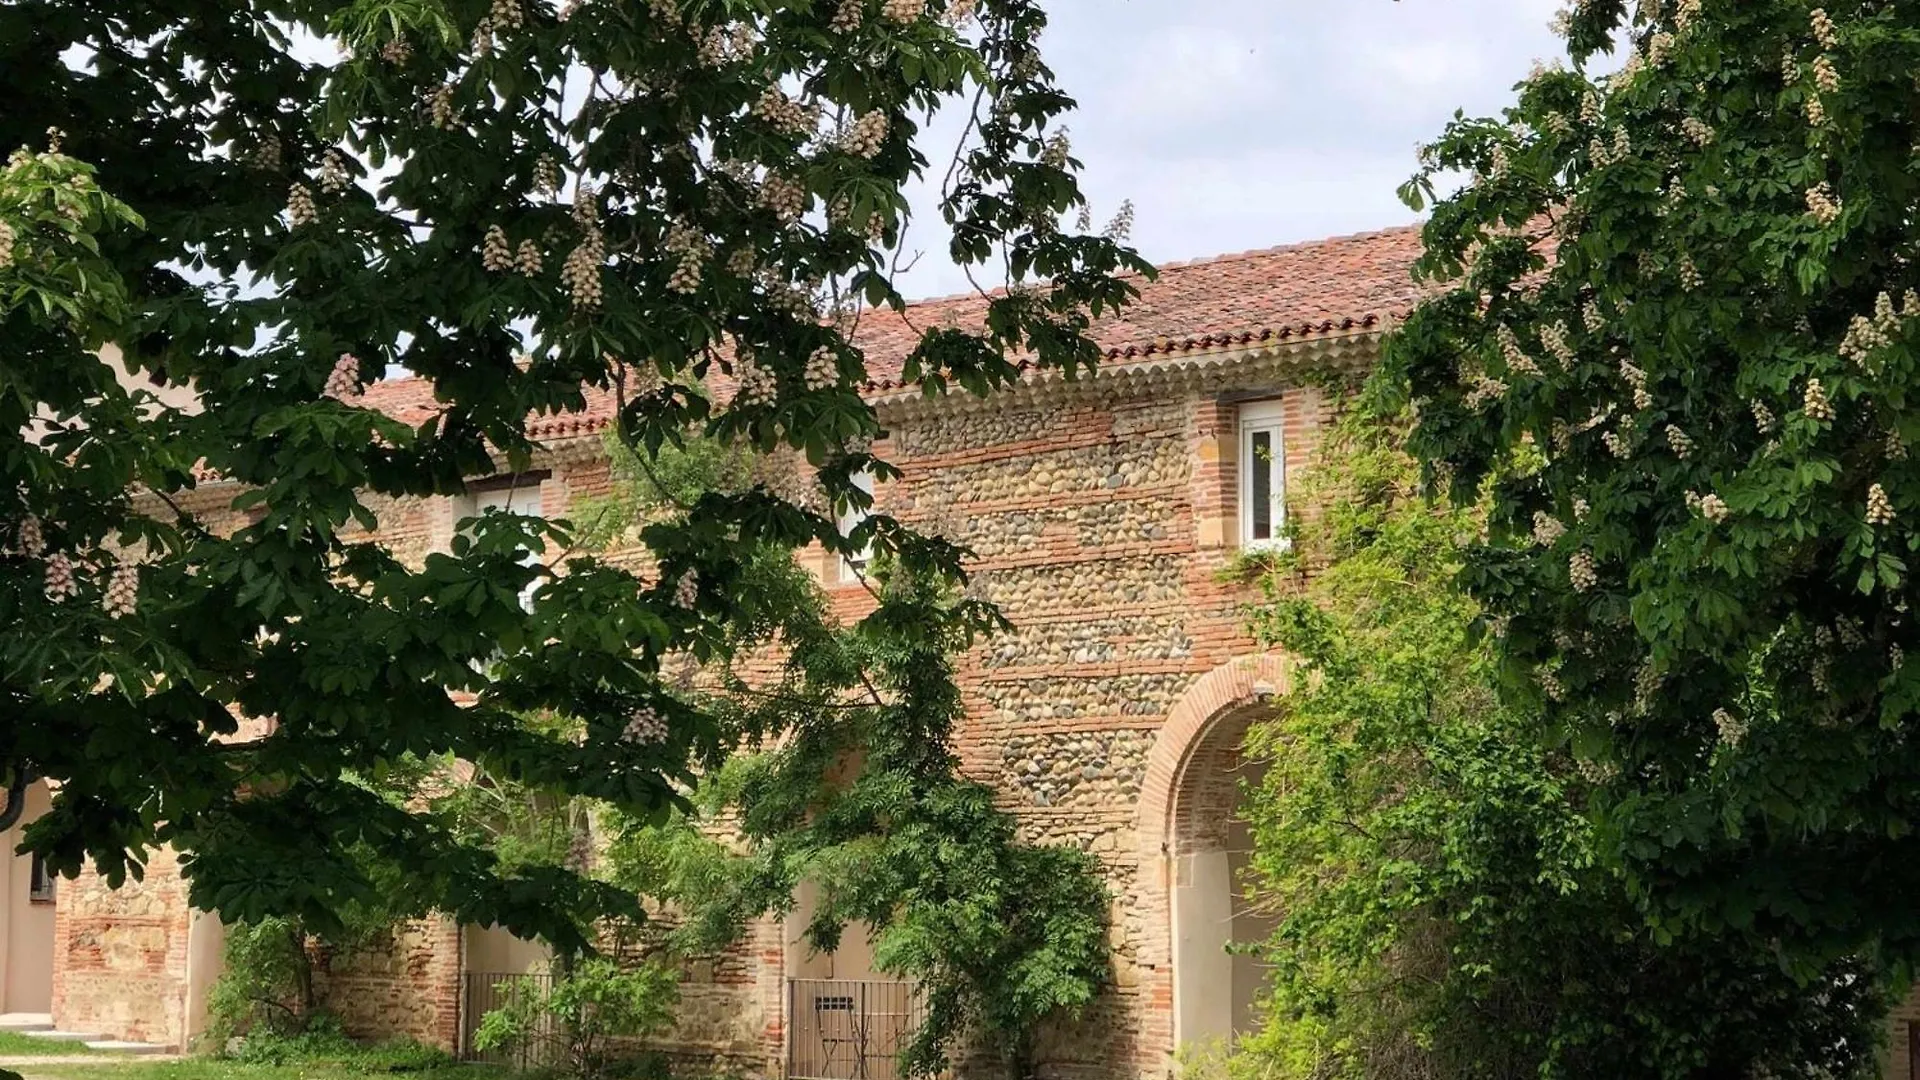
(838, 469, 875, 581)
(1238, 400, 1288, 551)
(461, 479, 546, 608)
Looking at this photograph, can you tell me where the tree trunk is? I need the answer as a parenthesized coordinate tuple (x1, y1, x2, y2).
(287, 923, 316, 1027)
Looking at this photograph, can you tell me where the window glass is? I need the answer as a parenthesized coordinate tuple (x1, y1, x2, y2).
(840, 470, 875, 578)
(1249, 430, 1273, 541)
(29, 852, 53, 903)
(1238, 401, 1287, 551)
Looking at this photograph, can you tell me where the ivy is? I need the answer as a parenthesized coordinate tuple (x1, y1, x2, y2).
(1239, 399, 1890, 1078)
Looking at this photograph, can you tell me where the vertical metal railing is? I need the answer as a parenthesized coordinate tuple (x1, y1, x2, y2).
(785, 978, 925, 1080)
(459, 971, 559, 1067)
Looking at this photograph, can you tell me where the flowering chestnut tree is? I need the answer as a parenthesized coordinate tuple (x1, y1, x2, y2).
(0, 0, 1143, 958)
(1389, 0, 1920, 995)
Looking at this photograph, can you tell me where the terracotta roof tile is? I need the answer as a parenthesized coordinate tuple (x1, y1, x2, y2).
(351, 224, 1422, 437)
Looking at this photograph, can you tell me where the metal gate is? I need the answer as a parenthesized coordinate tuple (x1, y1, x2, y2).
(459, 970, 559, 1067)
(785, 978, 924, 1080)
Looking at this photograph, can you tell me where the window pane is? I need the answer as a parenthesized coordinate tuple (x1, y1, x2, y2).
(842, 470, 876, 570)
(1251, 431, 1272, 540)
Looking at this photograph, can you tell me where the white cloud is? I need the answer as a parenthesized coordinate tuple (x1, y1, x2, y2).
(893, 0, 1568, 297)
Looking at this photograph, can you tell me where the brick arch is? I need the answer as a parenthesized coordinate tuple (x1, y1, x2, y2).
(1131, 652, 1296, 1067)
(1136, 653, 1296, 870)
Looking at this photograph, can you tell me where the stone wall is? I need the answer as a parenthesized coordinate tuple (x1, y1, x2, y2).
(805, 379, 1330, 1077)
(47, 368, 1339, 1075)
(52, 848, 194, 1047)
(1885, 985, 1920, 1079)
(311, 918, 462, 1050)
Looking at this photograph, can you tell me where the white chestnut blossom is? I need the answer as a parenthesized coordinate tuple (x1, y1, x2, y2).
(323, 353, 362, 399)
(1805, 93, 1827, 127)
(753, 87, 819, 139)
(1678, 256, 1702, 292)
(803, 347, 839, 392)
(44, 552, 75, 602)
(648, 0, 684, 28)
(1713, 708, 1747, 748)
(560, 229, 606, 309)
(1041, 129, 1071, 169)
(664, 220, 710, 295)
(1868, 483, 1897, 525)
(731, 346, 778, 408)
(672, 569, 699, 609)
(319, 149, 350, 194)
(1689, 491, 1729, 523)
(622, 706, 668, 746)
(16, 516, 44, 558)
(533, 155, 560, 195)
(1806, 182, 1841, 226)
(515, 239, 543, 277)
(287, 183, 316, 227)
(1811, 8, 1838, 50)
(1538, 670, 1566, 702)
(1569, 550, 1598, 592)
(489, 0, 524, 31)
(1497, 325, 1541, 375)
(1813, 54, 1840, 94)
(1540, 321, 1578, 368)
(760, 174, 807, 224)
(102, 562, 139, 619)
(1804, 377, 1836, 421)
(482, 225, 513, 272)
(1575, 757, 1618, 785)
(1464, 371, 1508, 410)
(830, 0, 864, 32)
(428, 84, 455, 129)
(838, 110, 890, 158)
(1532, 511, 1566, 546)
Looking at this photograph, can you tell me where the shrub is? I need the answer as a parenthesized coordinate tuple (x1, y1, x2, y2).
(473, 958, 679, 1080)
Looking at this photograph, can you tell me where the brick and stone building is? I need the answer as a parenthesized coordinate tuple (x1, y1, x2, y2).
(23, 224, 1912, 1077)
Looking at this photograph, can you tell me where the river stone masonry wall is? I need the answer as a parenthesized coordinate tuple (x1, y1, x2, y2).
(813, 379, 1329, 1077)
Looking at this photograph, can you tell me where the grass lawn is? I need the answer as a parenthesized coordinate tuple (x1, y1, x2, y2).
(0, 1032, 96, 1056)
(14, 1062, 494, 1080)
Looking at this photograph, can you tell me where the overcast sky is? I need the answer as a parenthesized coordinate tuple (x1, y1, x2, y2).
(892, 0, 1566, 298)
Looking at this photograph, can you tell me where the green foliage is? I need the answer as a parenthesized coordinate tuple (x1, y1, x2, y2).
(205, 918, 317, 1046)
(1381, 0, 1920, 1067)
(472, 959, 678, 1080)
(1, 0, 1144, 959)
(1239, 405, 1891, 1078)
(583, 437, 1110, 1080)
(222, 1016, 451, 1073)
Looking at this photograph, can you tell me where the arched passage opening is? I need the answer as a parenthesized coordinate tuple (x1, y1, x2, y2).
(1136, 655, 1294, 1061)
(1168, 704, 1276, 1048)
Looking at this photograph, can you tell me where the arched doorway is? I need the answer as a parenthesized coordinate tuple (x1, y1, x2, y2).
(1168, 703, 1274, 1046)
(1137, 656, 1294, 1059)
